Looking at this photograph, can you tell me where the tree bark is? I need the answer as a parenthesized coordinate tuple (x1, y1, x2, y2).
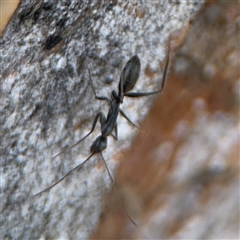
(91, 1, 240, 239)
(1, 1, 202, 239)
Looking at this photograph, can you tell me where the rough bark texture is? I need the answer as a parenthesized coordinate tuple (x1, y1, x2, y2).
(1, 1, 203, 239)
(91, 1, 240, 239)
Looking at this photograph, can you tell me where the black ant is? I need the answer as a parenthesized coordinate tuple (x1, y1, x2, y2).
(33, 51, 170, 225)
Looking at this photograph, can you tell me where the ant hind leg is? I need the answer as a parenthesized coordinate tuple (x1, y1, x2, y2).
(88, 69, 110, 103)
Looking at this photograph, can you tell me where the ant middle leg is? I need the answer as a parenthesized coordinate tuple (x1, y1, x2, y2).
(119, 108, 154, 139)
(119, 108, 140, 129)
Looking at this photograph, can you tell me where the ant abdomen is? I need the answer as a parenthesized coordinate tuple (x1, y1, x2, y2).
(119, 55, 141, 93)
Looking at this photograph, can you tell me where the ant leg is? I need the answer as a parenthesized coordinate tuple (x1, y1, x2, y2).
(111, 124, 118, 140)
(33, 152, 95, 197)
(119, 108, 156, 141)
(125, 48, 170, 97)
(52, 112, 104, 160)
(160, 45, 170, 92)
(114, 124, 118, 140)
(88, 69, 110, 103)
(119, 108, 140, 129)
(124, 90, 160, 97)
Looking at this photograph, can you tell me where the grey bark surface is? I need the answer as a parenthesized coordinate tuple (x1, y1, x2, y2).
(1, 1, 202, 239)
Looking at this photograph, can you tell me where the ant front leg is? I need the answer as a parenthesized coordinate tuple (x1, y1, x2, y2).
(34, 112, 107, 195)
(52, 112, 105, 160)
(110, 124, 118, 140)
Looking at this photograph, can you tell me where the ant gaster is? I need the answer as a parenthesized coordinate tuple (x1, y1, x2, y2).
(34, 52, 170, 225)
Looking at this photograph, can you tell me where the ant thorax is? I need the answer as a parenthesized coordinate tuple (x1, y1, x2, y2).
(111, 90, 121, 102)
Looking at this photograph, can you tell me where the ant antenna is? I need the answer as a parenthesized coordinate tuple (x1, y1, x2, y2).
(99, 152, 137, 226)
(51, 132, 92, 160)
(33, 153, 94, 197)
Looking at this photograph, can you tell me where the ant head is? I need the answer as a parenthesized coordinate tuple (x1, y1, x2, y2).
(90, 136, 108, 154)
